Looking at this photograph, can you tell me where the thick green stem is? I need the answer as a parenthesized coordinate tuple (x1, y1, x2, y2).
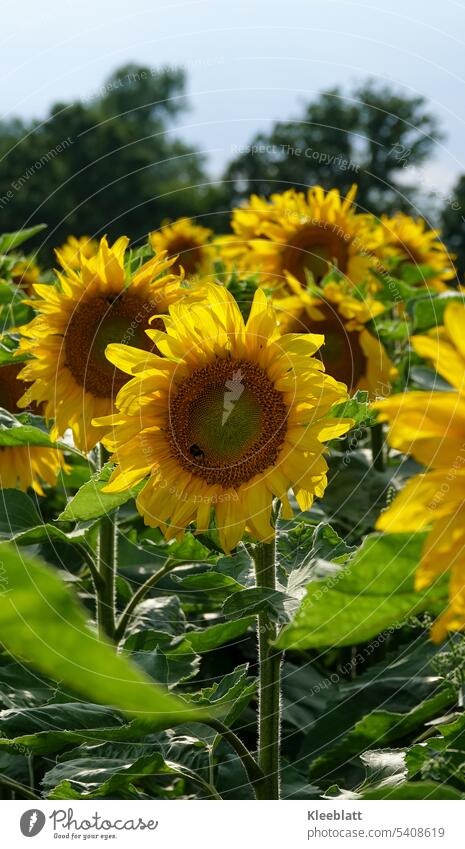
(95, 444, 118, 640)
(96, 509, 118, 640)
(371, 422, 385, 472)
(253, 539, 282, 799)
(114, 558, 176, 642)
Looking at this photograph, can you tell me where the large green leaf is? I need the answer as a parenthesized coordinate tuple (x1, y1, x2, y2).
(0, 409, 55, 447)
(362, 781, 463, 800)
(0, 489, 41, 536)
(58, 463, 143, 521)
(44, 751, 214, 800)
(276, 533, 448, 649)
(0, 543, 213, 728)
(308, 687, 454, 784)
(0, 225, 46, 253)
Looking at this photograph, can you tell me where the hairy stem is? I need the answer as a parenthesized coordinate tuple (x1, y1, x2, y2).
(253, 539, 282, 799)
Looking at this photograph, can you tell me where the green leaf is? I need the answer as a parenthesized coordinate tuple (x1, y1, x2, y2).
(0, 225, 46, 254)
(0, 703, 129, 755)
(44, 752, 205, 800)
(330, 391, 376, 427)
(185, 664, 256, 712)
(8, 523, 86, 547)
(0, 489, 41, 536)
(0, 543, 213, 728)
(124, 596, 186, 639)
(172, 571, 246, 603)
(412, 292, 465, 332)
(362, 781, 463, 800)
(131, 635, 200, 688)
(0, 408, 55, 447)
(409, 366, 453, 392)
(186, 617, 254, 653)
(223, 587, 292, 623)
(58, 463, 144, 521)
(277, 520, 354, 593)
(308, 686, 454, 783)
(276, 533, 448, 649)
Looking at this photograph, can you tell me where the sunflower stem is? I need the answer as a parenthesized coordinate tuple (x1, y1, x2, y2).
(204, 719, 265, 796)
(114, 558, 176, 642)
(371, 422, 385, 472)
(96, 444, 118, 640)
(252, 538, 282, 800)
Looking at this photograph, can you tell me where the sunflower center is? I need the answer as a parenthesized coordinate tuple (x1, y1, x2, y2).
(292, 303, 366, 391)
(166, 236, 203, 275)
(168, 358, 288, 488)
(65, 293, 164, 398)
(282, 223, 349, 285)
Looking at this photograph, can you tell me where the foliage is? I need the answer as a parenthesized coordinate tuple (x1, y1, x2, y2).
(223, 81, 442, 214)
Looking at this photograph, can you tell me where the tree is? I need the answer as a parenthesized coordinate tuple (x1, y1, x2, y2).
(441, 175, 465, 281)
(223, 81, 442, 215)
(0, 64, 211, 257)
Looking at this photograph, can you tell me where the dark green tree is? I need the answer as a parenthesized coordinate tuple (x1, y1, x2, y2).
(223, 81, 442, 215)
(0, 64, 211, 257)
(441, 175, 465, 280)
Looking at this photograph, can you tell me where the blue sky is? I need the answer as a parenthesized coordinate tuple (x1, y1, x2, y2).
(1, 0, 464, 196)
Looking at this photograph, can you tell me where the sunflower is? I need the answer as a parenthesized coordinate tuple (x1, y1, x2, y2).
(0, 443, 65, 495)
(230, 185, 382, 290)
(57, 235, 99, 270)
(377, 213, 456, 291)
(410, 299, 465, 391)
(150, 218, 213, 278)
(95, 285, 352, 553)
(0, 361, 38, 413)
(11, 259, 40, 296)
(374, 303, 465, 640)
(273, 274, 396, 398)
(17, 236, 186, 451)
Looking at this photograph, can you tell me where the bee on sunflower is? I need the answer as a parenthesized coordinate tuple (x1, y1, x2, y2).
(374, 301, 465, 641)
(57, 235, 99, 270)
(16, 236, 188, 451)
(230, 185, 382, 290)
(272, 273, 396, 398)
(376, 212, 456, 291)
(150, 218, 213, 278)
(95, 284, 352, 553)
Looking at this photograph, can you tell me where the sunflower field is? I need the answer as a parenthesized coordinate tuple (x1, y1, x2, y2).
(0, 186, 464, 803)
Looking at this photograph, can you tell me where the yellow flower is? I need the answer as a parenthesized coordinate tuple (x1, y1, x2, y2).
(150, 218, 213, 277)
(95, 285, 352, 553)
(374, 305, 465, 641)
(0, 444, 65, 495)
(377, 213, 456, 291)
(11, 259, 40, 296)
(410, 300, 465, 392)
(57, 236, 99, 270)
(17, 236, 186, 451)
(231, 185, 382, 289)
(0, 361, 42, 414)
(273, 274, 396, 398)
